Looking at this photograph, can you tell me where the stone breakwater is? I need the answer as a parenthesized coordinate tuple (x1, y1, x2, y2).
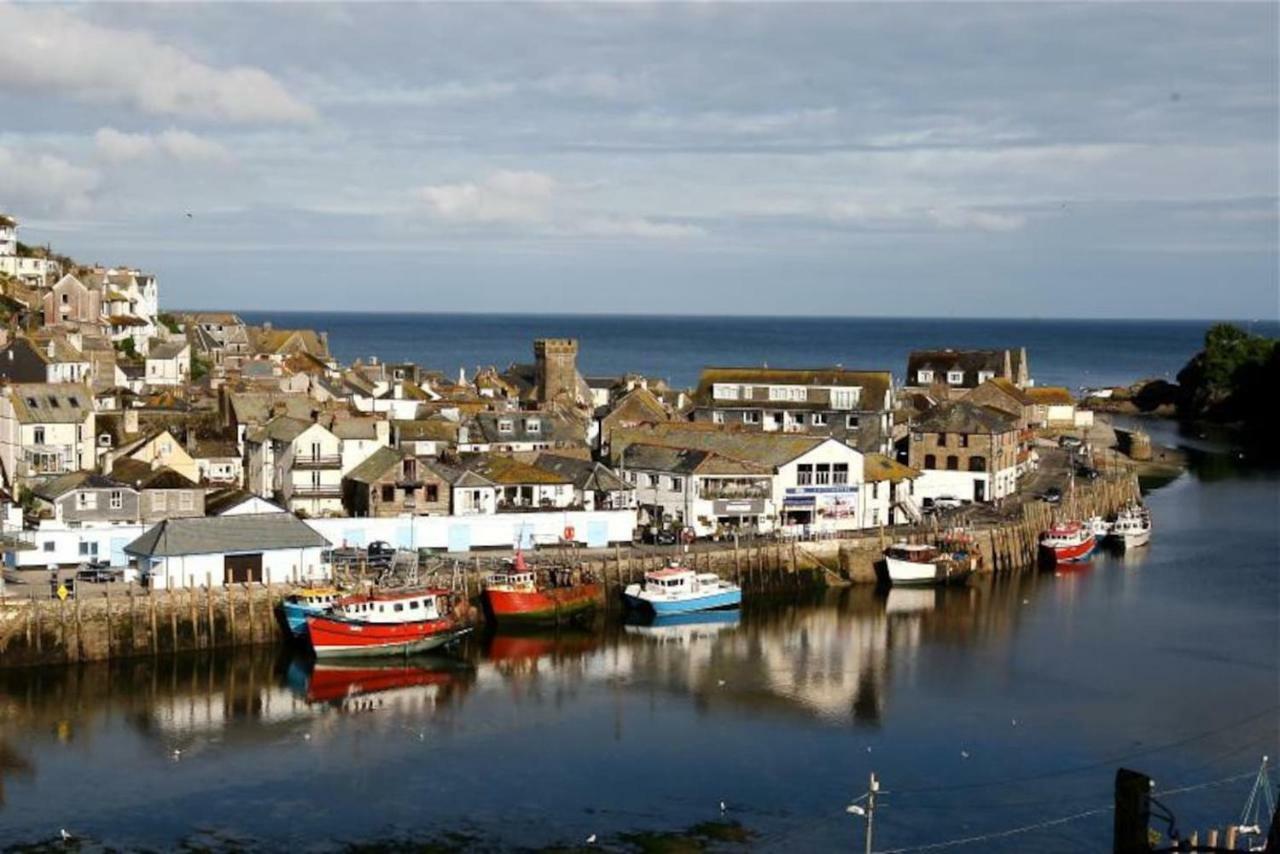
(0, 474, 1141, 669)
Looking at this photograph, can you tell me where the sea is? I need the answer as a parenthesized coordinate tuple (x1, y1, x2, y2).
(236, 313, 1280, 391)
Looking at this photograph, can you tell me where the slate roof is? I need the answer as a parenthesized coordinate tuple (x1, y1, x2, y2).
(609, 422, 828, 469)
(863, 453, 921, 483)
(1025, 387, 1075, 405)
(227, 392, 315, 425)
(601, 386, 670, 424)
(344, 446, 408, 484)
(32, 470, 129, 501)
(533, 453, 631, 492)
(695, 367, 893, 411)
(147, 338, 190, 360)
(394, 418, 458, 442)
(424, 460, 494, 488)
(110, 458, 199, 490)
(249, 327, 329, 358)
(126, 513, 330, 557)
(6, 383, 92, 423)
(622, 442, 772, 476)
(204, 488, 263, 515)
(985, 377, 1034, 406)
(912, 401, 1017, 435)
(331, 417, 380, 440)
(468, 411, 581, 445)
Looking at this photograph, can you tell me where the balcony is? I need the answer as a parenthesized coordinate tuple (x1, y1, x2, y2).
(496, 499, 584, 514)
(292, 485, 342, 499)
(293, 454, 342, 469)
(699, 479, 772, 501)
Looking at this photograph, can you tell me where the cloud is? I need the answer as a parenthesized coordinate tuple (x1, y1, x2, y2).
(95, 128, 234, 164)
(0, 5, 315, 124)
(825, 200, 1026, 232)
(0, 146, 100, 215)
(416, 171, 557, 223)
(928, 208, 1027, 232)
(569, 217, 705, 239)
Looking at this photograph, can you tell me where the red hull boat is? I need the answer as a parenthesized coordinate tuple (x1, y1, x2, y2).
(1039, 521, 1097, 564)
(306, 663, 456, 703)
(481, 553, 601, 624)
(307, 588, 471, 658)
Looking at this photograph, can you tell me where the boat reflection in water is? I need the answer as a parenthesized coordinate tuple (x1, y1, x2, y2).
(286, 655, 475, 713)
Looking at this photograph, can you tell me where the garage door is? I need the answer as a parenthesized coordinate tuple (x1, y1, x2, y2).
(225, 553, 264, 583)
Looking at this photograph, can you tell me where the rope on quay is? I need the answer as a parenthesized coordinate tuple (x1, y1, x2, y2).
(869, 770, 1263, 854)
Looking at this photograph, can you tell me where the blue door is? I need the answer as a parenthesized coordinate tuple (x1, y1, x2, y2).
(447, 524, 471, 553)
(587, 521, 608, 548)
(110, 538, 128, 567)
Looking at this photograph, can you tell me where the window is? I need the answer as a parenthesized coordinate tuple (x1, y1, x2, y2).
(938, 433, 947, 447)
(712, 411, 725, 424)
(526, 419, 541, 434)
(76, 492, 97, 510)
(947, 370, 964, 385)
(79, 541, 98, 556)
(409, 600, 420, 609)
(426, 484, 439, 502)
(846, 415, 860, 429)
(946, 455, 959, 471)
(959, 434, 969, 448)
(381, 485, 395, 502)
(789, 386, 807, 402)
(33, 427, 45, 445)
(830, 387, 861, 409)
(713, 383, 740, 401)
(498, 419, 513, 433)
(394, 603, 404, 612)
(924, 454, 937, 469)
(43, 541, 55, 553)
(969, 456, 987, 472)
(671, 477, 683, 492)
(792, 413, 805, 426)
(110, 490, 123, 510)
(833, 463, 849, 485)
(811, 413, 827, 426)
(797, 464, 814, 486)
(179, 492, 194, 511)
(916, 370, 934, 384)
(151, 492, 166, 511)
(743, 411, 761, 425)
(815, 464, 831, 485)
(768, 386, 789, 402)
(977, 371, 995, 384)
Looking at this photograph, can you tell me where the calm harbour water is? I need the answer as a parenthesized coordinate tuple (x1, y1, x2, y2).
(1, 447, 1276, 852)
(236, 313, 1280, 392)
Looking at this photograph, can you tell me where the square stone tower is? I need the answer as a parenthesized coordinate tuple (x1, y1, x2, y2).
(534, 338, 579, 404)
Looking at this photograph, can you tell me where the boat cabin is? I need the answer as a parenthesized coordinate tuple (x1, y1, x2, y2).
(288, 587, 339, 606)
(486, 568, 537, 592)
(641, 567, 725, 595)
(334, 589, 448, 624)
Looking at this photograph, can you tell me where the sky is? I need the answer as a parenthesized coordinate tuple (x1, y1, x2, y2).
(1, 2, 1277, 319)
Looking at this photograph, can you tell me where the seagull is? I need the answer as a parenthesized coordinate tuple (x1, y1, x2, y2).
(719, 800, 727, 813)
(866, 746, 872, 753)
(171, 748, 182, 760)
(961, 750, 970, 759)
(717, 679, 726, 687)
(60, 829, 73, 842)
(303, 733, 311, 741)
(1011, 718, 1018, 727)
(185, 212, 193, 219)
(586, 833, 598, 845)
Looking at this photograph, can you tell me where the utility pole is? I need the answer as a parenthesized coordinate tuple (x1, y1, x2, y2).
(865, 771, 878, 854)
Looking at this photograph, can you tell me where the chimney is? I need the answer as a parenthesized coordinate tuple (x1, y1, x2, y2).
(123, 408, 139, 436)
(102, 452, 113, 475)
(47, 340, 56, 359)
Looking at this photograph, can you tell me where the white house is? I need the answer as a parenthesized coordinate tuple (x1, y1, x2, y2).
(620, 443, 775, 537)
(244, 416, 344, 517)
(0, 383, 96, 489)
(144, 338, 191, 386)
(125, 513, 330, 589)
(773, 437, 866, 534)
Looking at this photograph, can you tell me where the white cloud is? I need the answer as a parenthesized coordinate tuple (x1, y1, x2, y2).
(95, 128, 234, 164)
(0, 5, 314, 124)
(928, 207, 1027, 232)
(569, 217, 705, 239)
(824, 199, 1026, 232)
(0, 146, 100, 215)
(417, 171, 557, 223)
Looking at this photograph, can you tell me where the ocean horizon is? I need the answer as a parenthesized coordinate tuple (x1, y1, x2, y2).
(220, 311, 1279, 392)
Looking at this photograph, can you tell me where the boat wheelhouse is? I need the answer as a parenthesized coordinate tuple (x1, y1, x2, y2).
(282, 587, 340, 638)
(306, 588, 471, 658)
(482, 553, 601, 624)
(882, 541, 976, 586)
(1110, 505, 1152, 550)
(622, 563, 741, 615)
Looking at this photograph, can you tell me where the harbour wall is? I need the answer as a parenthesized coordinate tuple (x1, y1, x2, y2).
(0, 475, 1141, 669)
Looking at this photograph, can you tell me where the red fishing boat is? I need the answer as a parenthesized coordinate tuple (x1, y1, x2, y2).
(481, 552, 602, 625)
(1039, 521, 1097, 564)
(306, 661, 459, 703)
(306, 588, 471, 658)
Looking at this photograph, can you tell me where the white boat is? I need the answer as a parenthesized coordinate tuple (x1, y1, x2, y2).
(1110, 505, 1152, 550)
(1086, 515, 1112, 538)
(882, 542, 976, 587)
(622, 563, 741, 615)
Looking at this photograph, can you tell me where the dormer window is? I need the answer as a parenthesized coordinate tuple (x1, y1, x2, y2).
(498, 419, 514, 433)
(947, 371, 964, 385)
(917, 370, 934, 384)
(977, 371, 996, 384)
(526, 419, 541, 434)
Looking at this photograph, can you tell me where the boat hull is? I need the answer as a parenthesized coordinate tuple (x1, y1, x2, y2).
(884, 555, 973, 587)
(1040, 534, 1097, 563)
(282, 600, 326, 638)
(1117, 529, 1151, 550)
(622, 587, 742, 615)
(306, 614, 471, 659)
(482, 583, 601, 624)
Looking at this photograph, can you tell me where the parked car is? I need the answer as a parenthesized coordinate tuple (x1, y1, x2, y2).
(643, 527, 678, 546)
(366, 541, 396, 566)
(933, 495, 963, 510)
(1058, 435, 1083, 450)
(76, 566, 117, 584)
(1042, 487, 1063, 504)
(1076, 465, 1100, 481)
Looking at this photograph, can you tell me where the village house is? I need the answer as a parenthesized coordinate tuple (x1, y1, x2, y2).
(533, 452, 635, 511)
(620, 443, 775, 537)
(425, 460, 497, 516)
(859, 453, 923, 527)
(0, 383, 96, 489)
(596, 385, 671, 455)
(144, 337, 191, 386)
(458, 454, 577, 513)
(690, 367, 895, 454)
(42, 273, 102, 328)
(904, 348, 1031, 397)
(244, 416, 344, 517)
(189, 438, 244, 486)
(205, 488, 285, 516)
(0, 213, 54, 286)
(185, 312, 251, 374)
(342, 446, 449, 517)
(457, 410, 585, 455)
(105, 427, 200, 484)
(108, 458, 206, 523)
(125, 513, 330, 589)
(29, 471, 141, 527)
(907, 401, 1020, 504)
(963, 377, 1038, 474)
(248, 323, 331, 363)
(0, 334, 92, 385)
(392, 417, 458, 457)
(1025, 386, 1092, 429)
(333, 415, 391, 474)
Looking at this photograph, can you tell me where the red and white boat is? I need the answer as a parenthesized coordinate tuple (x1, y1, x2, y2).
(306, 588, 472, 659)
(1039, 521, 1097, 564)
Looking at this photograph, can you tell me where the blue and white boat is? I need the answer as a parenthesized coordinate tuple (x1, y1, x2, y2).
(622, 563, 741, 616)
(281, 587, 340, 638)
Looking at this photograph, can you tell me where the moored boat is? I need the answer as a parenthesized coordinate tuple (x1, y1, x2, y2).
(622, 562, 741, 615)
(882, 542, 976, 586)
(281, 587, 340, 638)
(306, 588, 471, 659)
(1109, 505, 1152, 550)
(1039, 521, 1097, 563)
(481, 553, 601, 625)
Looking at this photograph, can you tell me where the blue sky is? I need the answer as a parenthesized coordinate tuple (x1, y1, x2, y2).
(1, 2, 1276, 319)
